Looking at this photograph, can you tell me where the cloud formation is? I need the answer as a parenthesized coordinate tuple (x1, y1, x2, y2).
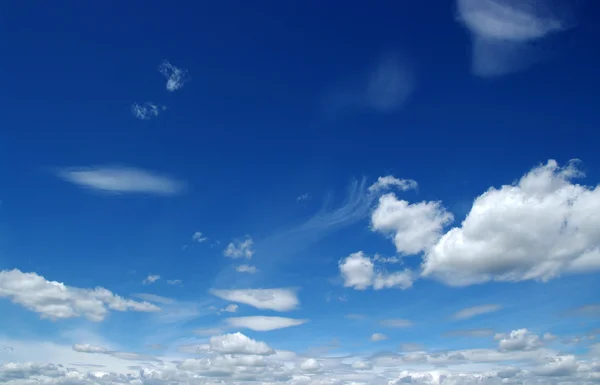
(210, 288, 299, 311)
(368, 176, 418, 194)
(224, 316, 309, 332)
(131, 102, 164, 120)
(236, 264, 258, 274)
(339, 251, 414, 290)
(158, 60, 189, 91)
(452, 304, 503, 320)
(0, 269, 160, 321)
(457, 0, 573, 76)
(57, 166, 186, 195)
(224, 238, 254, 259)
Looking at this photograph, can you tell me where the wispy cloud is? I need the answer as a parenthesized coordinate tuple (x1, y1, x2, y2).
(324, 52, 415, 115)
(443, 328, 495, 338)
(561, 304, 600, 318)
(57, 166, 186, 195)
(236, 264, 258, 274)
(452, 304, 503, 320)
(297, 193, 309, 202)
(380, 319, 413, 328)
(224, 316, 309, 331)
(159, 60, 189, 92)
(456, 0, 574, 77)
(166, 279, 182, 285)
(209, 288, 299, 312)
(224, 237, 254, 259)
(131, 102, 165, 120)
(142, 274, 160, 285)
(192, 232, 208, 243)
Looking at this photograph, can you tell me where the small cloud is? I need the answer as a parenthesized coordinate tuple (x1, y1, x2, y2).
(225, 316, 309, 331)
(224, 237, 254, 259)
(220, 304, 238, 313)
(236, 264, 258, 274)
(132, 293, 174, 305)
(562, 304, 600, 318)
(131, 102, 165, 120)
(297, 193, 309, 202)
(192, 232, 208, 243)
(143, 274, 160, 285)
(368, 176, 418, 194)
(57, 166, 186, 195)
(339, 251, 415, 291)
(371, 333, 388, 342)
(372, 254, 402, 264)
(159, 60, 189, 92)
(210, 288, 298, 312)
(451, 304, 502, 320)
(167, 279, 182, 285)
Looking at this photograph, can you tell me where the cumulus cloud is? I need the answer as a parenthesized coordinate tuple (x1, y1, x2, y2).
(209, 332, 274, 355)
(131, 102, 165, 120)
(496, 329, 543, 352)
(236, 264, 258, 274)
(300, 358, 323, 372)
(57, 166, 185, 195)
(457, 0, 573, 77)
(368, 176, 418, 194)
(220, 304, 238, 313)
(423, 159, 600, 285)
(0, 269, 160, 321)
(370, 333, 388, 342)
(158, 60, 189, 91)
(225, 316, 309, 332)
(210, 288, 299, 311)
(224, 238, 255, 259)
(339, 251, 414, 290)
(452, 304, 502, 320)
(371, 194, 453, 256)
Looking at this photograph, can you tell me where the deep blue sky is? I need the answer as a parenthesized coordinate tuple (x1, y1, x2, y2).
(1, 1, 600, 384)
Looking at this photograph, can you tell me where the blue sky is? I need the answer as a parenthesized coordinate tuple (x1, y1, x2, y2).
(1, 1, 600, 384)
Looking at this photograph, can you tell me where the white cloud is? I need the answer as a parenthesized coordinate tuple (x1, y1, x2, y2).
(0, 269, 160, 321)
(371, 194, 453, 255)
(158, 60, 189, 91)
(339, 252, 414, 291)
(72, 344, 109, 354)
(496, 329, 543, 352)
(300, 358, 323, 372)
(423, 159, 600, 286)
(57, 166, 185, 195)
(143, 274, 160, 284)
(236, 264, 258, 274)
(210, 288, 299, 312)
(166, 279, 182, 285)
(224, 237, 254, 259)
(380, 319, 413, 328)
(209, 332, 274, 355)
(132, 293, 175, 305)
(221, 304, 238, 313)
(192, 232, 208, 243)
(368, 176, 418, 194)
(351, 360, 373, 370)
(370, 333, 388, 342)
(131, 102, 165, 120)
(225, 316, 309, 331)
(452, 304, 502, 320)
(457, 0, 572, 77)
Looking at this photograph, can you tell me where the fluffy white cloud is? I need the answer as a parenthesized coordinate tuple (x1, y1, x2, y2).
(371, 194, 453, 255)
(0, 269, 160, 321)
(225, 316, 309, 331)
(452, 304, 502, 320)
(368, 176, 418, 194)
(236, 264, 258, 274)
(131, 102, 164, 120)
(209, 332, 274, 355)
(158, 60, 189, 91)
(423, 160, 600, 286)
(57, 166, 185, 195)
(143, 274, 160, 284)
(300, 358, 323, 372)
(496, 329, 543, 352)
(224, 238, 255, 259)
(370, 333, 388, 341)
(339, 252, 414, 291)
(210, 288, 299, 311)
(456, 0, 571, 77)
(221, 304, 238, 313)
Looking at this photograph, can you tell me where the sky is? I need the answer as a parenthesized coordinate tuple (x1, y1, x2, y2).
(1, 0, 600, 384)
